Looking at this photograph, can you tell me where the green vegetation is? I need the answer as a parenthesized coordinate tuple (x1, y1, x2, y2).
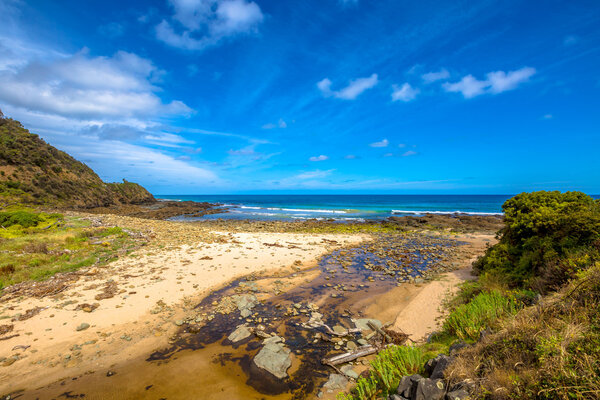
(474, 191, 600, 291)
(340, 191, 600, 399)
(0, 207, 140, 290)
(443, 290, 522, 341)
(0, 112, 154, 208)
(337, 346, 425, 400)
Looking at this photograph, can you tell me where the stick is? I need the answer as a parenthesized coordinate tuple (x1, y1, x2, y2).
(368, 321, 392, 342)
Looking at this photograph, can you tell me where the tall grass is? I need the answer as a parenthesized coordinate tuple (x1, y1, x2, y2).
(443, 290, 519, 341)
(337, 345, 423, 400)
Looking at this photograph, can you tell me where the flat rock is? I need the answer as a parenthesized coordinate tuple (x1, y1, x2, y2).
(228, 324, 252, 343)
(323, 374, 348, 391)
(353, 318, 382, 331)
(253, 337, 291, 379)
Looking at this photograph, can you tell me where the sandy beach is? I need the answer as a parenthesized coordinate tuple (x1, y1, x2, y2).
(0, 213, 494, 399)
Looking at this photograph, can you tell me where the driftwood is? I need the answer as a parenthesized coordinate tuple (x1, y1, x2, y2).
(0, 334, 19, 341)
(368, 321, 392, 342)
(322, 344, 380, 366)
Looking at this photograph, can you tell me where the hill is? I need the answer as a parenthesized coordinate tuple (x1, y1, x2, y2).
(0, 111, 154, 208)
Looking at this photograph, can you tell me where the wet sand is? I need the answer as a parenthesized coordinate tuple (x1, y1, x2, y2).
(0, 214, 495, 399)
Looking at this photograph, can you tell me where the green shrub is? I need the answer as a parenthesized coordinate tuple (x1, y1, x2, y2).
(0, 210, 43, 228)
(474, 191, 600, 290)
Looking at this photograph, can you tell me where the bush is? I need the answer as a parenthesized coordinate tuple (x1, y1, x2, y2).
(0, 210, 43, 228)
(474, 191, 600, 291)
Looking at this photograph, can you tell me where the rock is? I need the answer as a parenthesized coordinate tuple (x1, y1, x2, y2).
(346, 341, 358, 351)
(106, 370, 116, 377)
(174, 320, 184, 326)
(253, 336, 291, 379)
(228, 324, 252, 343)
(446, 389, 470, 400)
(412, 378, 445, 400)
(396, 374, 422, 397)
(333, 325, 347, 335)
(388, 395, 405, 400)
(76, 323, 90, 331)
(233, 294, 258, 318)
(430, 355, 453, 380)
(353, 318, 382, 331)
(357, 338, 368, 346)
(341, 365, 359, 380)
(323, 374, 348, 392)
(449, 341, 468, 355)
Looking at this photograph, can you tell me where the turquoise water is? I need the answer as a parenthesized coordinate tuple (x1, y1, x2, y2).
(159, 194, 515, 221)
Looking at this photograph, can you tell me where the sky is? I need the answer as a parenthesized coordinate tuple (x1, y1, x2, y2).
(0, 0, 599, 195)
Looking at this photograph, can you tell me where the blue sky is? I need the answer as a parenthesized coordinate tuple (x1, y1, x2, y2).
(0, 0, 598, 194)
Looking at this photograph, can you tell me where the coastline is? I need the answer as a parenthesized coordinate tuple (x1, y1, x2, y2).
(0, 213, 497, 399)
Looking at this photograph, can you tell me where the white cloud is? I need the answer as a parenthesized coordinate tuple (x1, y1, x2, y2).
(0, 49, 192, 119)
(309, 155, 329, 161)
(296, 169, 335, 180)
(391, 83, 419, 102)
(369, 138, 389, 148)
(262, 118, 287, 129)
(344, 154, 357, 159)
(421, 68, 449, 83)
(443, 74, 488, 98)
(542, 114, 553, 119)
(443, 67, 536, 98)
(156, 0, 264, 51)
(402, 150, 417, 157)
(317, 74, 378, 100)
(383, 152, 393, 157)
(486, 67, 536, 94)
(398, 143, 406, 148)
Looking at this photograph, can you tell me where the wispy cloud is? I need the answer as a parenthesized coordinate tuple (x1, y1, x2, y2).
(402, 150, 417, 157)
(155, 0, 264, 51)
(563, 35, 579, 46)
(296, 169, 335, 179)
(443, 67, 535, 98)
(309, 154, 329, 161)
(369, 138, 389, 148)
(391, 83, 419, 102)
(421, 68, 449, 83)
(344, 154, 358, 159)
(542, 114, 553, 119)
(317, 73, 378, 100)
(262, 118, 287, 129)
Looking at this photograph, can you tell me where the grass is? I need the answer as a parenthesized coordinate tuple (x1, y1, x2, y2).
(337, 346, 424, 400)
(443, 290, 521, 341)
(446, 263, 600, 399)
(0, 207, 140, 291)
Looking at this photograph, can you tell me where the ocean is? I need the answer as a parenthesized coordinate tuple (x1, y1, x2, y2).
(158, 194, 514, 221)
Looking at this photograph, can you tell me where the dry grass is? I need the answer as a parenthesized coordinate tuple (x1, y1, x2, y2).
(445, 264, 600, 399)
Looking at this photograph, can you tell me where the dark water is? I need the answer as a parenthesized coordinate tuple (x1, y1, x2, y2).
(159, 194, 513, 221)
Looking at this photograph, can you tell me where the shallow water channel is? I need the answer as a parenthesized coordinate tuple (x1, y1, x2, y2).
(22, 233, 464, 399)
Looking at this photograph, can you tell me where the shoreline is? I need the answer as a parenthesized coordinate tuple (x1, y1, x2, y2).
(0, 213, 496, 399)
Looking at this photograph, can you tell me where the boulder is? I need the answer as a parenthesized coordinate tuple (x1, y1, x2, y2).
(396, 374, 423, 398)
(424, 354, 453, 379)
(253, 336, 291, 379)
(228, 324, 252, 343)
(411, 378, 445, 400)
